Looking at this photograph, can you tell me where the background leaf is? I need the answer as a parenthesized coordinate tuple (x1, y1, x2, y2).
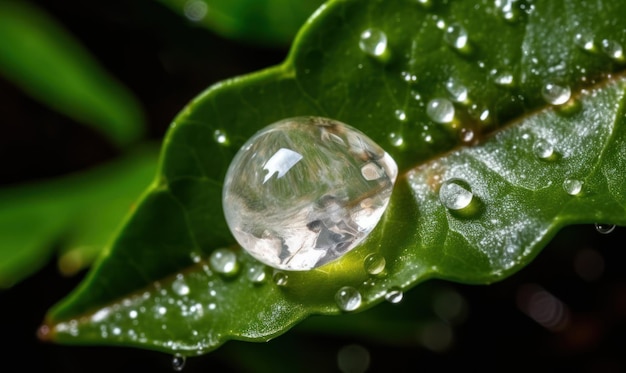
(0, 1, 145, 147)
(44, 0, 626, 356)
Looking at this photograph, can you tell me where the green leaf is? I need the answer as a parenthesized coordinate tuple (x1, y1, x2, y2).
(157, 0, 324, 46)
(0, 2, 145, 147)
(43, 0, 626, 355)
(0, 146, 158, 288)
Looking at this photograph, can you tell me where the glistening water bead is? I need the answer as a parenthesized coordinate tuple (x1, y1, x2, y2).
(222, 117, 398, 271)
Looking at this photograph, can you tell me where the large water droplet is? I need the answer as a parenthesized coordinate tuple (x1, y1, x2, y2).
(209, 248, 239, 275)
(359, 29, 387, 57)
(533, 139, 554, 159)
(426, 98, 455, 124)
(601, 39, 624, 61)
(445, 80, 468, 103)
(222, 117, 398, 271)
(595, 223, 615, 234)
(335, 286, 362, 312)
(439, 178, 473, 210)
(444, 23, 468, 50)
(562, 179, 583, 196)
(385, 287, 404, 304)
(541, 82, 571, 105)
(364, 253, 386, 275)
(172, 354, 186, 372)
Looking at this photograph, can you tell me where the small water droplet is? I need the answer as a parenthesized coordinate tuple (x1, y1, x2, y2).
(436, 19, 446, 30)
(495, 0, 519, 22)
(172, 275, 190, 296)
(213, 129, 229, 145)
(445, 80, 468, 102)
(439, 178, 473, 210)
(247, 264, 267, 284)
(494, 71, 514, 86)
(388, 132, 404, 147)
(172, 354, 186, 372)
(574, 33, 594, 51)
(273, 271, 288, 286)
(444, 23, 468, 50)
(562, 179, 583, 195)
(183, 0, 207, 22)
(541, 82, 571, 105)
(209, 248, 239, 275)
(335, 286, 362, 312)
(601, 39, 624, 61)
(459, 128, 475, 143)
(364, 253, 386, 275)
(129, 310, 138, 319)
(533, 139, 554, 159)
(394, 109, 407, 121)
(595, 223, 615, 234)
(222, 117, 398, 270)
(427, 98, 455, 124)
(385, 287, 404, 304)
(359, 29, 388, 57)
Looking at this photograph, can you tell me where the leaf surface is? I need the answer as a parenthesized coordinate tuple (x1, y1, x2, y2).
(44, 0, 626, 355)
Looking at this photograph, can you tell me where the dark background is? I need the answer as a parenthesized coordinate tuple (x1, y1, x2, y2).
(1, 1, 625, 372)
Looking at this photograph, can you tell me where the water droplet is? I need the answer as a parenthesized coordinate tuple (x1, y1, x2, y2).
(247, 264, 267, 284)
(222, 117, 398, 271)
(445, 80, 468, 103)
(426, 98, 455, 124)
(562, 179, 583, 196)
(601, 39, 624, 61)
(183, 0, 207, 22)
(595, 223, 615, 234)
(495, 0, 519, 22)
(213, 129, 229, 145)
(129, 310, 138, 319)
(394, 109, 407, 121)
(273, 271, 288, 286)
(172, 354, 186, 371)
(574, 33, 594, 51)
(444, 23, 468, 50)
(541, 82, 571, 105)
(439, 178, 473, 210)
(459, 128, 475, 143)
(209, 248, 239, 275)
(364, 253, 386, 275)
(359, 29, 387, 57)
(388, 132, 404, 147)
(172, 275, 190, 296)
(533, 139, 554, 159)
(385, 287, 404, 304)
(494, 71, 514, 86)
(335, 286, 362, 312)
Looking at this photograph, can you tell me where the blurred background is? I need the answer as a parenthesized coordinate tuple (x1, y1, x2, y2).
(1, 0, 625, 372)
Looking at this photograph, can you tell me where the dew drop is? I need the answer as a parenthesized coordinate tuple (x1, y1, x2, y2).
(494, 71, 514, 86)
(172, 354, 186, 372)
(444, 23, 468, 50)
(533, 139, 554, 159)
(495, 0, 519, 22)
(426, 98, 455, 124)
(459, 128, 475, 143)
(439, 178, 473, 210)
(388, 132, 404, 147)
(541, 82, 571, 105)
(247, 264, 267, 284)
(574, 33, 594, 51)
(394, 109, 407, 121)
(601, 39, 624, 61)
(335, 286, 362, 312)
(209, 248, 239, 275)
(385, 287, 404, 304)
(273, 271, 288, 286)
(172, 275, 190, 296)
(562, 179, 583, 196)
(222, 117, 398, 271)
(359, 29, 387, 57)
(364, 253, 386, 275)
(595, 223, 616, 235)
(213, 129, 229, 145)
(445, 80, 468, 103)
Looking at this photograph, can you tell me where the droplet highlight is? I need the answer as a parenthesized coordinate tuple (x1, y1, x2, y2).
(222, 117, 398, 271)
(439, 178, 473, 210)
(426, 98, 455, 124)
(209, 248, 239, 275)
(562, 179, 583, 196)
(364, 253, 386, 275)
(595, 223, 616, 235)
(359, 29, 388, 58)
(541, 82, 571, 105)
(335, 286, 362, 312)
